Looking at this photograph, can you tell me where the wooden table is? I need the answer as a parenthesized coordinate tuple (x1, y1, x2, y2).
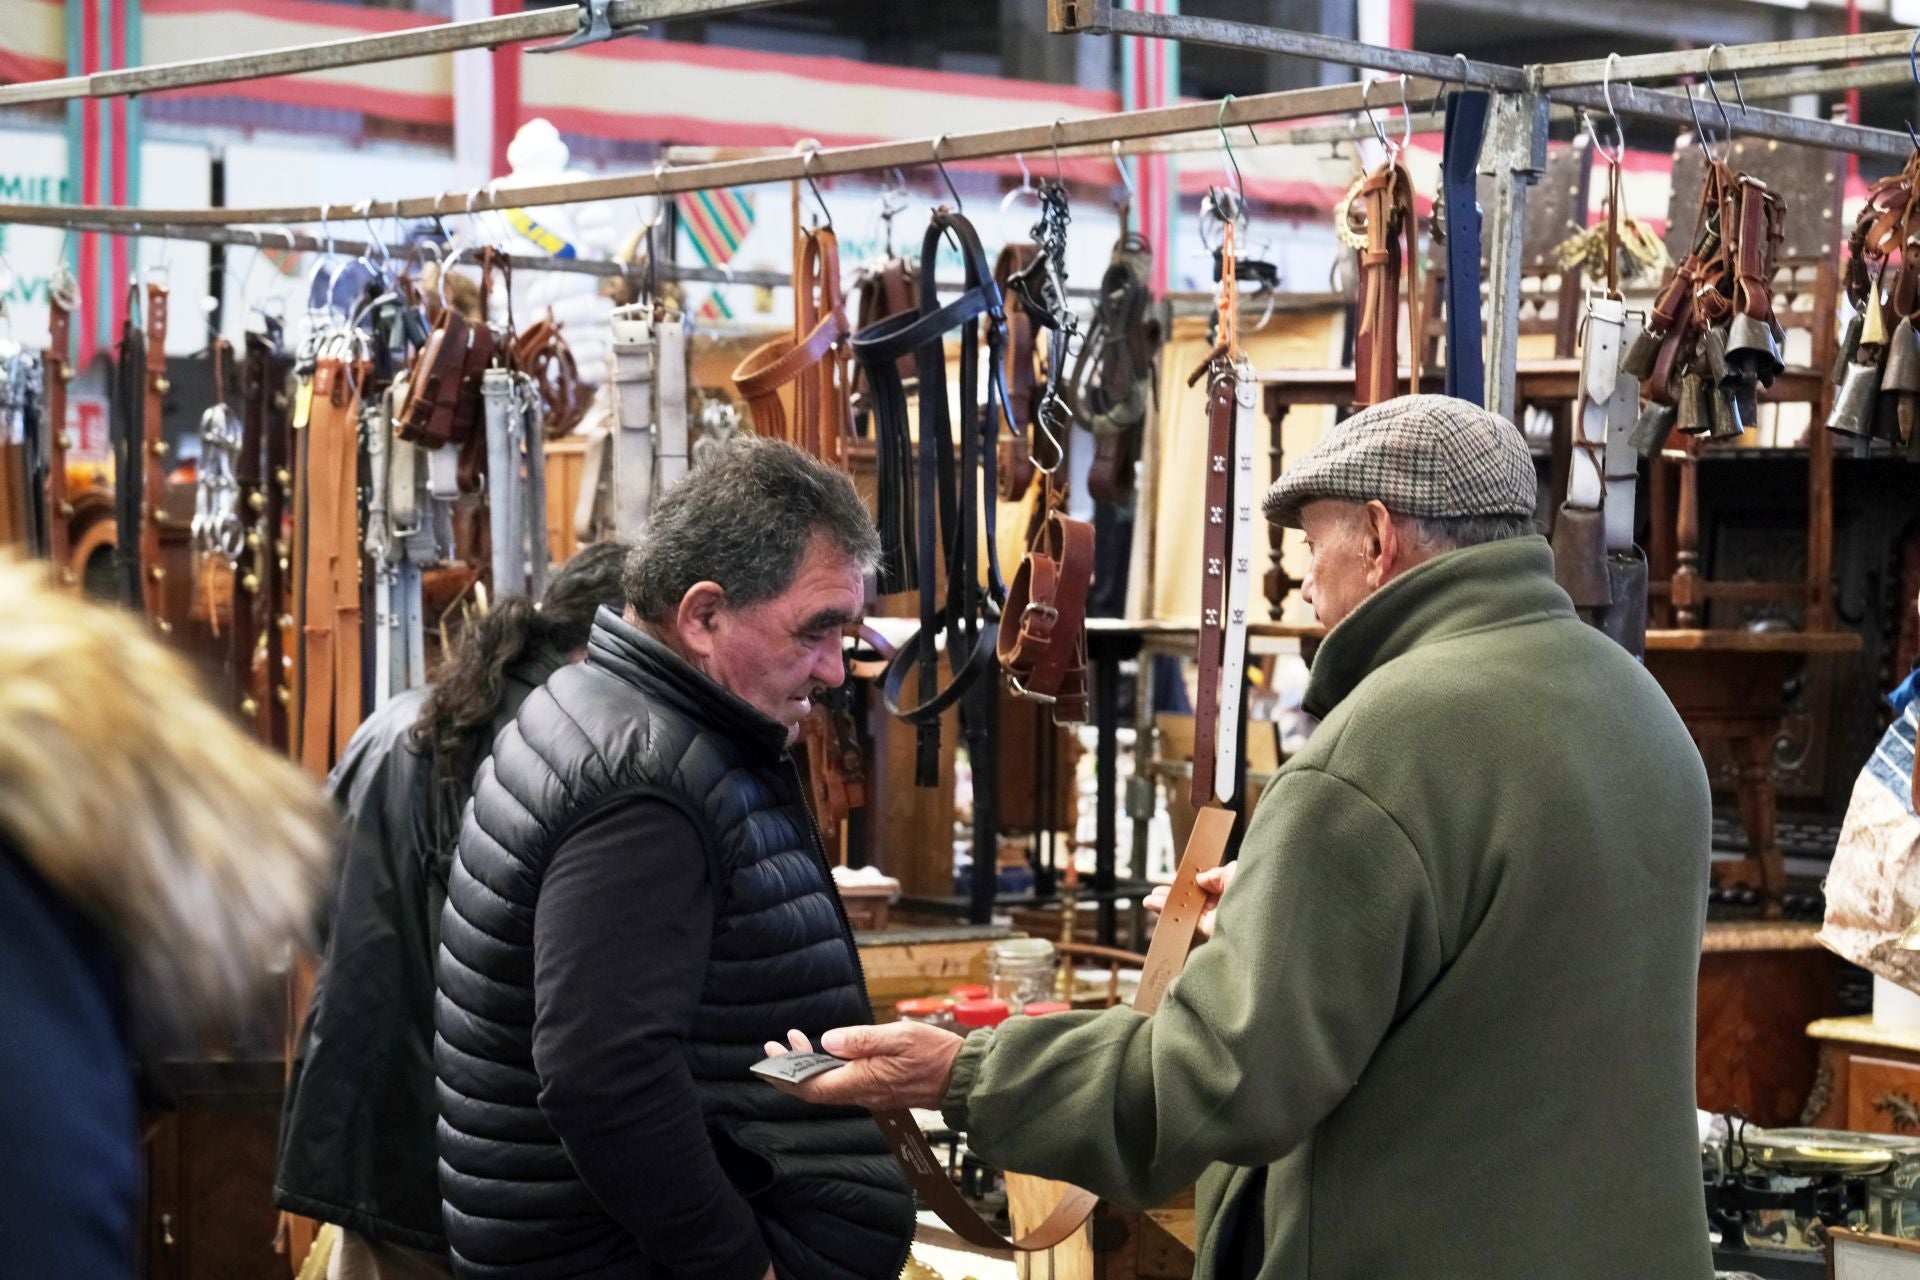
(1698, 921, 1843, 1127)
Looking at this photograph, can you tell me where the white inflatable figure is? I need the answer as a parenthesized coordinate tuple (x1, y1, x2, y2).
(491, 118, 619, 375)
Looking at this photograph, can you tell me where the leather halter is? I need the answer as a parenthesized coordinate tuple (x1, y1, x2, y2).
(852, 210, 1009, 786)
(733, 227, 854, 468)
(1067, 232, 1158, 504)
(1350, 160, 1420, 408)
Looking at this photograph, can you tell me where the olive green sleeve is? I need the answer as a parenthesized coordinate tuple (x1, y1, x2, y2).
(939, 767, 1443, 1209)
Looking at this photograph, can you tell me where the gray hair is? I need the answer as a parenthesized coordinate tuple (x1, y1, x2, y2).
(1393, 511, 1539, 554)
(621, 437, 881, 623)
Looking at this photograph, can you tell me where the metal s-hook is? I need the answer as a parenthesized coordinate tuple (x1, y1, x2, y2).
(1000, 150, 1037, 212)
(1216, 95, 1247, 219)
(930, 135, 964, 212)
(1359, 78, 1410, 160)
(801, 148, 834, 233)
(1905, 30, 1920, 153)
(1582, 52, 1626, 167)
(1111, 140, 1135, 199)
(1430, 52, 1470, 115)
(1691, 45, 1736, 162)
(1050, 117, 1066, 185)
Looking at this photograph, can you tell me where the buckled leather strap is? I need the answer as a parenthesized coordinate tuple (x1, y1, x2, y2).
(997, 508, 1094, 720)
(734, 228, 852, 466)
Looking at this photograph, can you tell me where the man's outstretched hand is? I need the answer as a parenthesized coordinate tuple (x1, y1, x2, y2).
(760, 1023, 967, 1113)
(1141, 862, 1238, 940)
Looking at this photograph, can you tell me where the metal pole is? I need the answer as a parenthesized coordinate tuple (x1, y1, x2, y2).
(0, 0, 794, 108)
(1536, 28, 1920, 90)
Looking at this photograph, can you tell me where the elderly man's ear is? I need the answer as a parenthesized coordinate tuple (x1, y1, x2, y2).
(1359, 500, 1401, 588)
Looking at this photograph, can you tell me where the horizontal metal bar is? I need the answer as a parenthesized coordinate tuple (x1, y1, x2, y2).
(0, 77, 1462, 228)
(1552, 80, 1911, 160)
(1537, 27, 1920, 90)
(1096, 7, 1529, 91)
(0, 0, 788, 108)
(1738, 58, 1920, 102)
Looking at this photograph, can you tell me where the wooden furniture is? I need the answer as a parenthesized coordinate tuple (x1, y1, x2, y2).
(1806, 1016, 1920, 1136)
(856, 925, 1007, 1011)
(1697, 921, 1844, 1127)
(141, 1058, 285, 1280)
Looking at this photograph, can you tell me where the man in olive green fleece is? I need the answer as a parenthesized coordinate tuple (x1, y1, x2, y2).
(767, 395, 1714, 1279)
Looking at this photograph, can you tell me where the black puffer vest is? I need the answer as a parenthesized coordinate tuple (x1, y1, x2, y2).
(435, 610, 913, 1279)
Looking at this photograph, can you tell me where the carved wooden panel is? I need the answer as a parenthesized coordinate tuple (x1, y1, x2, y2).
(1849, 1054, 1920, 1136)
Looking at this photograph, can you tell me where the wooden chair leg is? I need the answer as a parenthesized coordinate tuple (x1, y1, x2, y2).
(1733, 731, 1787, 919)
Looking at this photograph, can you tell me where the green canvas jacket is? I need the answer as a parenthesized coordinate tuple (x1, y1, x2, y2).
(943, 536, 1713, 1279)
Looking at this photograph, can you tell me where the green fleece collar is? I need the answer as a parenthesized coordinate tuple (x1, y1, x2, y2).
(1302, 535, 1572, 720)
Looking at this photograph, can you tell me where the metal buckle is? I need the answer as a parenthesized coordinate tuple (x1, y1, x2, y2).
(1006, 672, 1058, 706)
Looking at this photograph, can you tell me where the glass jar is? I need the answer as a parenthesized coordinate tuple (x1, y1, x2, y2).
(952, 997, 1010, 1030)
(987, 937, 1058, 1013)
(895, 997, 956, 1034)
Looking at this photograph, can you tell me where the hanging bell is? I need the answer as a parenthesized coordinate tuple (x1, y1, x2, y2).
(1880, 317, 1920, 395)
(1832, 311, 1865, 386)
(1698, 327, 1730, 386)
(1827, 360, 1882, 438)
(1707, 385, 1745, 441)
(1629, 400, 1677, 458)
(1725, 311, 1786, 387)
(1550, 505, 1613, 610)
(1862, 291, 1890, 348)
(1675, 373, 1711, 436)
(1620, 324, 1663, 380)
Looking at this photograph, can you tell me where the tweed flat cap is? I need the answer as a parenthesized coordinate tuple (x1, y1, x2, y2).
(1262, 394, 1537, 528)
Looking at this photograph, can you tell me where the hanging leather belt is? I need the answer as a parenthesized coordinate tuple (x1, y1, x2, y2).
(141, 281, 172, 629)
(993, 241, 1043, 500)
(733, 227, 853, 468)
(853, 210, 1008, 787)
(997, 508, 1093, 719)
(871, 802, 1233, 1252)
(1350, 161, 1420, 409)
(853, 255, 922, 595)
(43, 275, 74, 578)
(294, 349, 368, 779)
(1440, 91, 1491, 406)
(232, 334, 270, 727)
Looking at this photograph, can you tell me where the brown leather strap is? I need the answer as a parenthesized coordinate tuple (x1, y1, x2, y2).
(44, 284, 73, 577)
(140, 283, 170, 626)
(513, 314, 594, 438)
(870, 804, 1234, 1252)
(295, 355, 366, 778)
(733, 228, 852, 466)
(997, 507, 1094, 722)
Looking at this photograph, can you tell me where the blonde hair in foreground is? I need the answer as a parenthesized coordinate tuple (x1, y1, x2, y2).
(0, 556, 332, 1038)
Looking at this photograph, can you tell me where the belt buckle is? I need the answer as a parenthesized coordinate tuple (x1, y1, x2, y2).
(1007, 671, 1058, 706)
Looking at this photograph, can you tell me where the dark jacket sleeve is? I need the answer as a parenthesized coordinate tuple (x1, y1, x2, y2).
(532, 795, 770, 1280)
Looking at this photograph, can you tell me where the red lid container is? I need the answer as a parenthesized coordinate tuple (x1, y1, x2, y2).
(1022, 1002, 1071, 1017)
(952, 998, 1011, 1029)
(950, 984, 991, 1001)
(895, 997, 950, 1019)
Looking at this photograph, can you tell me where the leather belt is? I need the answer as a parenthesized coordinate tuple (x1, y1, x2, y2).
(998, 503, 1093, 720)
(141, 281, 171, 629)
(993, 241, 1043, 501)
(43, 273, 74, 578)
(1440, 91, 1491, 405)
(854, 210, 1008, 787)
(854, 256, 922, 595)
(1351, 160, 1420, 409)
(482, 368, 550, 600)
(870, 803, 1234, 1252)
(294, 348, 368, 778)
(1211, 365, 1257, 804)
(733, 227, 853, 468)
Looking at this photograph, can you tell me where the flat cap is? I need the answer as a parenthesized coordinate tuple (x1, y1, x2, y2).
(1262, 394, 1537, 529)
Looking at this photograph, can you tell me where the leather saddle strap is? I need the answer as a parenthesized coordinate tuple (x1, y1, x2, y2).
(1353, 167, 1398, 409)
(231, 337, 268, 722)
(141, 282, 170, 626)
(259, 337, 295, 751)
(297, 355, 366, 779)
(1190, 364, 1236, 809)
(1442, 92, 1491, 405)
(1733, 179, 1774, 323)
(995, 243, 1041, 432)
(44, 283, 72, 574)
(857, 211, 1007, 785)
(733, 229, 851, 462)
(870, 803, 1235, 1252)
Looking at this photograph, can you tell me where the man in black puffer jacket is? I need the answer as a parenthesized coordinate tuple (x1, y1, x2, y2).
(436, 440, 914, 1280)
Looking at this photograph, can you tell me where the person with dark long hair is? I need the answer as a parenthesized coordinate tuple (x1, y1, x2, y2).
(276, 541, 630, 1280)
